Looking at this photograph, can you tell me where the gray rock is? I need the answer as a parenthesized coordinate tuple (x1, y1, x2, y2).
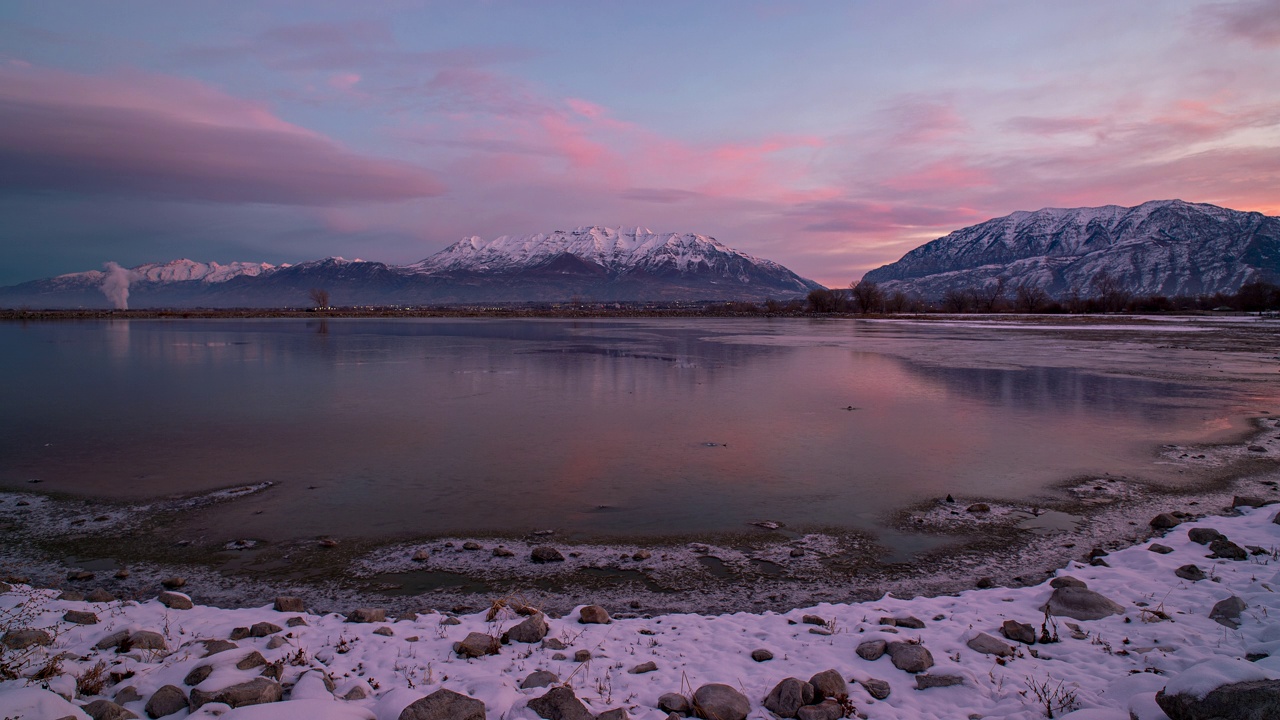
(202, 639, 238, 656)
(598, 709, 630, 720)
(751, 648, 774, 662)
(59, 590, 86, 601)
(531, 546, 565, 563)
(249, 621, 282, 637)
(157, 592, 192, 610)
(127, 630, 166, 650)
(802, 614, 828, 626)
(260, 661, 283, 680)
(463, 541, 483, 550)
(1249, 445, 1268, 452)
(796, 700, 843, 720)
(63, 610, 98, 625)
(114, 686, 142, 705)
(273, 596, 305, 612)
(229, 626, 250, 640)
(1176, 564, 1207, 582)
(861, 678, 891, 700)
(412, 548, 431, 561)
(68, 570, 95, 581)
(579, 605, 610, 624)
(692, 683, 750, 720)
(542, 637, 567, 650)
(266, 636, 288, 649)
(966, 632, 1015, 657)
(86, 588, 116, 603)
(374, 626, 394, 637)
(343, 685, 368, 700)
(1040, 586, 1125, 621)
(658, 692, 690, 715)
(398, 688, 487, 720)
(82, 699, 138, 720)
(184, 664, 213, 686)
(1209, 538, 1248, 560)
(144, 685, 187, 718)
(967, 503, 990, 512)
(493, 547, 515, 557)
(629, 661, 658, 674)
(763, 677, 815, 717)
(236, 650, 268, 670)
(455, 631, 501, 658)
(286, 616, 307, 627)
(1050, 576, 1087, 589)
(1188, 527, 1225, 545)
(1210, 596, 1247, 628)
(440, 616, 462, 626)
(1150, 513, 1181, 529)
(1156, 679, 1280, 720)
(1150, 544, 1174, 554)
(856, 639, 887, 661)
(887, 642, 935, 673)
(1232, 496, 1273, 508)
(574, 649, 591, 662)
(528, 686, 595, 720)
(1001, 620, 1036, 645)
(521, 670, 559, 689)
(95, 630, 129, 651)
(894, 616, 926, 629)
(916, 674, 965, 689)
(347, 607, 386, 623)
(189, 677, 282, 710)
(2, 628, 53, 650)
(505, 613, 550, 643)
(810, 668, 847, 699)
(160, 577, 185, 589)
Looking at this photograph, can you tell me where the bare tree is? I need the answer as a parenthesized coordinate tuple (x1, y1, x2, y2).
(308, 288, 331, 308)
(1013, 282, 1049, 313)
(849, 279, 884, 314)
(1090, 272, 1131, 313)
(883, 291, 910, 314)
(942, 287, 974, 313)
(973, 276, 1007, 312)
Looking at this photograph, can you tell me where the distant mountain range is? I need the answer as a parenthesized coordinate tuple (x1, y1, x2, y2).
(862, 200, 1279, 300)
(0, 227, 823, 309)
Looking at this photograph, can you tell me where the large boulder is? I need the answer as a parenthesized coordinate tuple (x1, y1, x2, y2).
(692, 684, 750, 720)
(796, 700, 843, 720)
(1209, 538, 1248, 560)
(144, 685, 188, 719)
(189, 677, 282, 710)
(1155, 659, 1280, 720)
(157, 592, 192, 610)
(273, 596, 305, 612)
(127, 631, 166, 650)
(886, 641, 934, 673)
(454, 632, 501, 658)
(527, 686, 594, 720)
(1, 628, 52, 649)
(1001, 620, 1036, 645)
(856, 639, 887, 661)
(82, 699, 138, 720)
(809, 669, 847, 699)
(347, 607, 387, 623)
(1188, 527, 1225, 545)
(966, 632, 1014, 657)
(505, 613, 550, 643)
(763, 677, 814, 717)
(1040, 586, 1125, 621)
(578, 605, 610, 624)
(1210, 596, 1247, 629)
(521, 670, 559, 689)
(398, 688, 487, 720)
(531, 546, 565, 563)
(64, 610, 99, 625)
(658, 693, 690, 715)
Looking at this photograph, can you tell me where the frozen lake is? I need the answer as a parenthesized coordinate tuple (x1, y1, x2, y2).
(1, 317, 1274, 547)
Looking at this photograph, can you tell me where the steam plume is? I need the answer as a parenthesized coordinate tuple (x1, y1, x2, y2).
(100, 261, 137, 310)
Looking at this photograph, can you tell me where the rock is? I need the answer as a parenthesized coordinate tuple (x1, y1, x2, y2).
(916, 674, 964, 689)
(127, 631, 166, 650)
(894, 615, 926, 629)
(374, 626, 394, 637)
(1209, 538, 1248, 560)
(63, 610, 99, 625)
(440, 616, 462, 626)
(1176, 564, 1207, 581)
(751, 648, 774, 662)
(462, 541, 482, 550)
(810, 668, 848, 699)
(1210, 596, 1247, 628)
(248, 621, 282, 637)
(184, 665, 213, 686)
(236, 650, 267, 670)
(976, 577, 994, 588)
(598, 710, 630, 720)
(347, 607, 386, 623)
(157, 592, 192, 610)
(82, 699, 138, 720)
(887, 642, 935, 673)
(630, 661, 658, 674)
(266, 636, 288, 650)
(1232, 495, 1273, 508)
(160, 577, 185, 590)
(796, 700, 843, 720)
(531, 546, 565, 563)
(343, 685, 368, 700)
(528, 685, 595, 720)
(790, 547, 806, 557)
(95, 630, 129, 651)
(85, 588, 116, 603)
(144, 685, 187, 718)
(396, 611, 419, 622)
(542, 637, 567, 650)
(68, 570, 94, 581)
(286, 616, 307, 627)
(763, 677, 815, 717)
(521, 670, 559, 689)
(1001, 620, 1036, 645)
(1040, 586, 1125, 621)
(579, 605, 610, 624)
(114, 687, 142, 705)
(260, 662, 283, 680)
(692, 683, 750, 720)
(803, 614, 828, 626)
(454, 632, 501, 658)
(658, 693, 690, 715)
(58, 590, 85, 601)
(411, 548, 431, 562)
(856, 639, 887, 661)
(967, 503, 990, 513)
(861, 678, 891, 700)
(229, 626, 251, 640)
(1156, 679, 1280, 720)
(1050, 576, 1087, 589)
(493, 547, 515, 557)
(1150, 544, 1174, 554)
(574, 649, 591, 662)
(273, 596, 304, 612)
(1249, 445, 1268, 452)
(397, 688, 486, 720)
(1188, 527, 1225, 545)
(190, 677, 282, 710)
(1150, 513, 1181, 529)
(967, 632, 1015, 657)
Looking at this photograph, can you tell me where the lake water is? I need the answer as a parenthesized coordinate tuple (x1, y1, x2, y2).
(0, 318, 1270, 546)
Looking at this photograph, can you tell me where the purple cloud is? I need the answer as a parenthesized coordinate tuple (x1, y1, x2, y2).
(1203, 0, 1280, 47)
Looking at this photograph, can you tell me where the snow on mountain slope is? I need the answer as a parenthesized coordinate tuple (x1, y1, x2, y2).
(862, 200, 1280, 299)
(53, 259, 278, 286)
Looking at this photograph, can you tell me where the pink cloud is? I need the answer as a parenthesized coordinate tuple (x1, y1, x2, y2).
(0, 64, 444, 204)
(1203, 0, 1280, 47)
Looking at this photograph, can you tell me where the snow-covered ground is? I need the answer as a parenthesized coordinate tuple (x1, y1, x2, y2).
(4, 498, 1280, 719)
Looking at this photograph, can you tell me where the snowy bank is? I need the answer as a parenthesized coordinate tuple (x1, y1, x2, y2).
(5, 502, 1280, 719)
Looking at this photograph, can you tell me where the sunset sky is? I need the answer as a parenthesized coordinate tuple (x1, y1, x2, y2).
(1, 1, 1278, 287)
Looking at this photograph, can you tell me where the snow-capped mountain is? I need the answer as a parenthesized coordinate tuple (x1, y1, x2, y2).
(861, 200, 1279, 300)
(0, 229, 821, 308)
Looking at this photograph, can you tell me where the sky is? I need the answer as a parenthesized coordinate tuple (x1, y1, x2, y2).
(1, 1, 1278, 287)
